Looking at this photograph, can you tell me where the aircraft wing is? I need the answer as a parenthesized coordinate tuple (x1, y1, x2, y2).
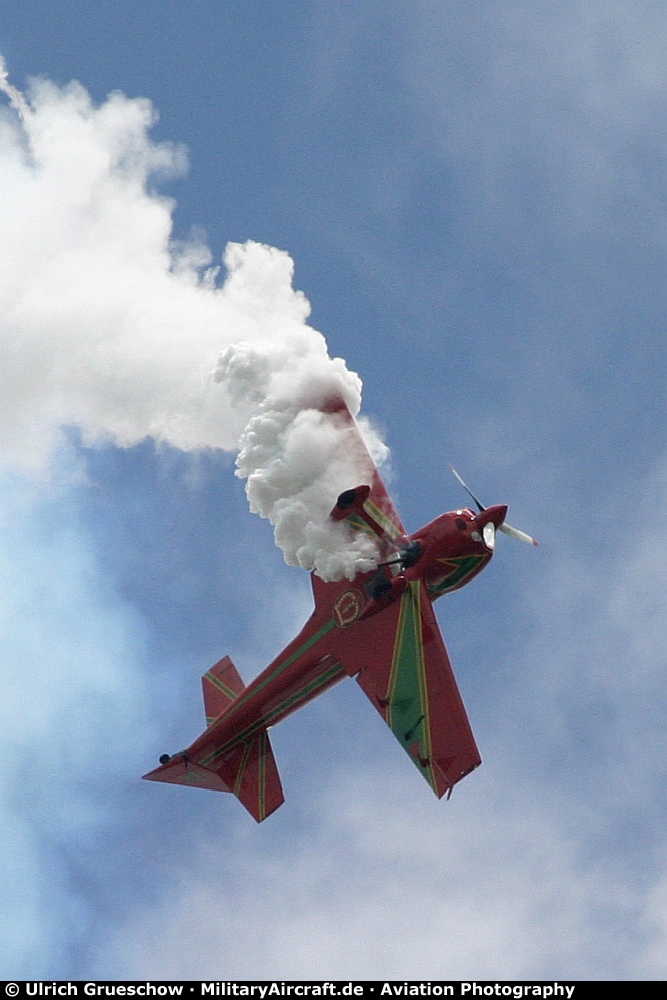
(323, 404, 480, 795)
(352, 580, 481, 797)
(328, 404, 406, 551)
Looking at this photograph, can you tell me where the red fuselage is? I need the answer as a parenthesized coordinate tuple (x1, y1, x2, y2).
(144, 498, 509, 819)
(164, 502, 507, 760)
(407, 503, 508, 599)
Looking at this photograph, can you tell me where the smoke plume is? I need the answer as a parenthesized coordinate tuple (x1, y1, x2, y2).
(0, 62, 384, 580)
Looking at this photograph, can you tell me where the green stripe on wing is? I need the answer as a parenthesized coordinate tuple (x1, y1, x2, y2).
(386, 582, 437, 792)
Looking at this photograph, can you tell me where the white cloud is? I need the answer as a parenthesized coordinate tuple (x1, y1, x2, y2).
(640, 871, 667, 979)
(401, 3, 667, 234)
(103, 768, 640, 980)
(4, 9, 667, 979)
(93, 445, 667, 982)
(0, 65, 387, 579)
(0, 476, 155, 977)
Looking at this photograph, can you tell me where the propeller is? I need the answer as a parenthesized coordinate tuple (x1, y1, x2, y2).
(449, 466, 538, 546)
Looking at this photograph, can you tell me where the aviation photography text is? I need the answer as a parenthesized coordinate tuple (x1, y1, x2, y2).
(5, 983, 605, 999)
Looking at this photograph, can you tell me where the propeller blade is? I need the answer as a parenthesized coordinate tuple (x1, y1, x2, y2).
(450, 465, 538, 546)
(448, 465, 485, 512)
(499, 522, 538, 546)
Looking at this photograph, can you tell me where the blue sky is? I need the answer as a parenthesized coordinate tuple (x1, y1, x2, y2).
(1, 1, 667, 981)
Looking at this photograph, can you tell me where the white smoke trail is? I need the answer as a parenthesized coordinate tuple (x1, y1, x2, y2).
(0, 62, 384, 580)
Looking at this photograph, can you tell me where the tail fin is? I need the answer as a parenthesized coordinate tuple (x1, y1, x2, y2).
(202, 655, 245, 725)
(142, 727, 284, 822)
(143, 654, 284, 821)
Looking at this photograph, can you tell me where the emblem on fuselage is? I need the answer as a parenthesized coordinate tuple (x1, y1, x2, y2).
(332, 589, 364, 627)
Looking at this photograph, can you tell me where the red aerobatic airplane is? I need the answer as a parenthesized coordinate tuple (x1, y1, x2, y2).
(143, 402, 536, 821)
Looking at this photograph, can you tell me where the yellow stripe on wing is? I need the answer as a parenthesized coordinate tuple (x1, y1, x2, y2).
(363, 499, 402, 540)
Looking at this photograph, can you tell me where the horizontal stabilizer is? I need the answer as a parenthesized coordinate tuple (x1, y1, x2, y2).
(142, 727, 284, 822)
(202, 655, 245, 725)
(217, 728, 284, 822)
(142, 755, 231, 793)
